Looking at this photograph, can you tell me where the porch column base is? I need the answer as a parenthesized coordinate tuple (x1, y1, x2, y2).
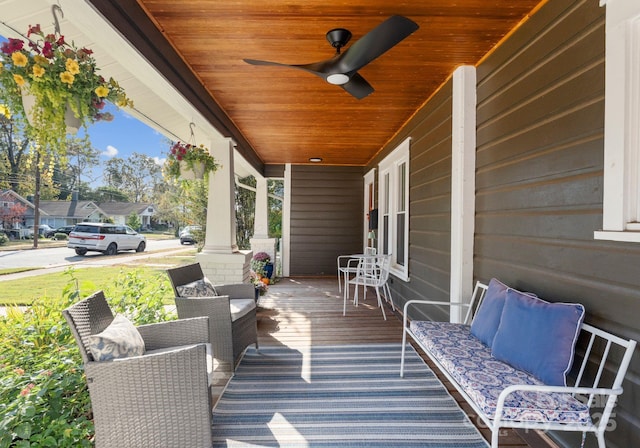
(249, 238, 277, 264)
(196, 250, 252, 284)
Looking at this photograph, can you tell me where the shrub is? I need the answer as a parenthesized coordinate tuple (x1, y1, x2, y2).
(52, 233, 68, 241)
(0, 268, 173, 447)
(0, 233, 7, 246)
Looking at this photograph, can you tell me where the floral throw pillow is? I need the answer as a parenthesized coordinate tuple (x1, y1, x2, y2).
(88, 314, 145, 361)
(176, 278, 218, 297)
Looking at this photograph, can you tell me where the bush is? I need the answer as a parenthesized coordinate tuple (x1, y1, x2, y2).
(52, 233, 68, 241)
(0, 268, 173, 447)
(0, 233, 7, 246)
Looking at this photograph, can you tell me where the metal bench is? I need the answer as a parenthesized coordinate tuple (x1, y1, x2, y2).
(401, 281, 637, 448)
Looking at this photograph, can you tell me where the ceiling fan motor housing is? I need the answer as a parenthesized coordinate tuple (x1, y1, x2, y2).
(326, 28, 352, 52)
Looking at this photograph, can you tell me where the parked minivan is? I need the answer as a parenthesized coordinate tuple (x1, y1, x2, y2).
(67, 223, 146, 256)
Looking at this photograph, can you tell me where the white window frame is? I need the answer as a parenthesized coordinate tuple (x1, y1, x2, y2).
(363, 169, 376, 250)
(595, 0, 640, 242)
(378, 137, 410, 281)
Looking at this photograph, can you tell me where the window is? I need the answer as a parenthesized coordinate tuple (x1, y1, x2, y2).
(595, 0, 640, 242)
(378, 137, 410, 281)
(363, 169, 376, 249)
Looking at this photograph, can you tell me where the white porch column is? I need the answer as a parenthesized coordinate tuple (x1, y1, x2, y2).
(196, 137, 251, 283)
(450, 65, 476, 323)
(250, 175, 277, 268)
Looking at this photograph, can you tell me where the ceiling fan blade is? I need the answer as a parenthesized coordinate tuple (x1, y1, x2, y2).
(335, 15, 419, 75)
(341, 73, 374, 100)
(244, 58, 330, 78)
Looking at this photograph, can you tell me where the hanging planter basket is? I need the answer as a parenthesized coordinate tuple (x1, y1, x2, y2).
(0, 20, 133, 158)
(179, 160, 206, 180)
(165, 139, 219, 181)
(21, 91, 81, 135)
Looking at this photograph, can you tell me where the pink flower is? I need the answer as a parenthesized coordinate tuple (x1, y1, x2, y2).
(27, 24, 41, 37)
(20, 383, 35, 397)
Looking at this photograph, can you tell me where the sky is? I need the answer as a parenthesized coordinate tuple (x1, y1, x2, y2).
(79, 104, 169, 186)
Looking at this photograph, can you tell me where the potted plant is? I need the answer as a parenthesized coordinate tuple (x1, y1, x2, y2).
(250, 270, 269, 300)
(0, 24, 132, 156)
(164, 141, 219, 180)
(251, 251, 274, 279)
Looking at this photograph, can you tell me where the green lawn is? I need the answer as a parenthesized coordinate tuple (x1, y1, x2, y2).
(0, 254, 196, 306)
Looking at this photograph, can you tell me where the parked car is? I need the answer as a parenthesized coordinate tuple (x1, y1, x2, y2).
(179, 225, 201, 245)
(27, 224, 54, 238)
(67, 223, 146, 256)
(46, 225, 76, 238)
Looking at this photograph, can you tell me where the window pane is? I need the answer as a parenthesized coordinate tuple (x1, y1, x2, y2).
(396, 213, 405, 266)
(383, 215, 389, 254)
(384, 173, 390, 212)
(398, 162, 406, 212)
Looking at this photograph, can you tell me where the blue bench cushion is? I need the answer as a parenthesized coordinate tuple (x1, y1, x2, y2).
(410, 321, 591, 425)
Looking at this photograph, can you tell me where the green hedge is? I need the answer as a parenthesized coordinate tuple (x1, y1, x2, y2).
(0, 269, 173, 447)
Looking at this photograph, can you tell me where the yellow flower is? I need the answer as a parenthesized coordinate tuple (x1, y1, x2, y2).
(34, 55, 49, 65)
(13, 74, 25, 86)
(0, 105, 11, 119)
(95, 85, 109, 98)
(32, 65, 45, 78)
(11, 51, 27, 67)
(65, 58, 80, 75)
(60, 71, 74, 85)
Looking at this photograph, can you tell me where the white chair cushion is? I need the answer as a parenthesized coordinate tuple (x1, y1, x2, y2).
(229, 299, 256, 321)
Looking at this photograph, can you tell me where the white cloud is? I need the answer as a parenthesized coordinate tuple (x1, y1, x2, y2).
(153, 156, 165, 166)
(102, 145, 119, 158)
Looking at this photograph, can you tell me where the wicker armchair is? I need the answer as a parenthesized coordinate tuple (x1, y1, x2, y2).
(62, 291, 213, 448)
(166, 263, 258, 372)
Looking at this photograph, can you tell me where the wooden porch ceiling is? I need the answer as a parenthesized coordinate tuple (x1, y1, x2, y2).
(96, 1, 544, 168)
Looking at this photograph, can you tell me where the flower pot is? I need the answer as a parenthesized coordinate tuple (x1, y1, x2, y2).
(179, 161, 205, 180)
(264, 263, 274, 279)
(21, 89, 80, 134)
(64, 104, 81, 134)
(21, 89, 37, 126)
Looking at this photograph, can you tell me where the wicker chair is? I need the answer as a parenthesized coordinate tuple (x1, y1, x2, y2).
(62, 291, 213, 448)
(166, 263, 258, 372)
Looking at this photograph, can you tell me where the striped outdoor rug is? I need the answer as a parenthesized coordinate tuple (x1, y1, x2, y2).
(212, 343, 489, 447)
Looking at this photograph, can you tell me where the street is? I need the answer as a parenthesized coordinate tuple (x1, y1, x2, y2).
(0, 238, 189, 270)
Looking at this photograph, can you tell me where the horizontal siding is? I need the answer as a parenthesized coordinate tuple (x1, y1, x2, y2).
(289, 165, 363, 276)
(366, 81, 454, 321)
(476, 1, 640, 447)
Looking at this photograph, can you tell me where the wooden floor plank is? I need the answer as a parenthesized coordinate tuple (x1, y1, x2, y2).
(227, 277, 558, 448)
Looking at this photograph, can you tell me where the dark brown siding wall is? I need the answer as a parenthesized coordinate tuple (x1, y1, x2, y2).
(289, 165, 363, 276)
(368, 83, 454, 321)
(475, 0, 640, 446)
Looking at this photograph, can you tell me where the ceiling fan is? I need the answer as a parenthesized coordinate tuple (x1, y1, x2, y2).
(243, 15, 419, 100)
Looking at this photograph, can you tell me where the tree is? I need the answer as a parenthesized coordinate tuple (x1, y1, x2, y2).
(268, 179, 283, 239)
(104, 152, 163, 202)
(0, 106, 30, 194)
(235, 175, 256, 250)
(62, 136, 100, 198)
(0, 200, 27, 229)
(126, 212, 141, 230)
(84, 186, 130, 202)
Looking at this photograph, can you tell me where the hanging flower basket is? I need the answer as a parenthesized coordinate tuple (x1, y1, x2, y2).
(178, 160, 206, 180)
(21, 89, 80, 134)
(0, 23, 132, 156)
(165, 141, 219, 180)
